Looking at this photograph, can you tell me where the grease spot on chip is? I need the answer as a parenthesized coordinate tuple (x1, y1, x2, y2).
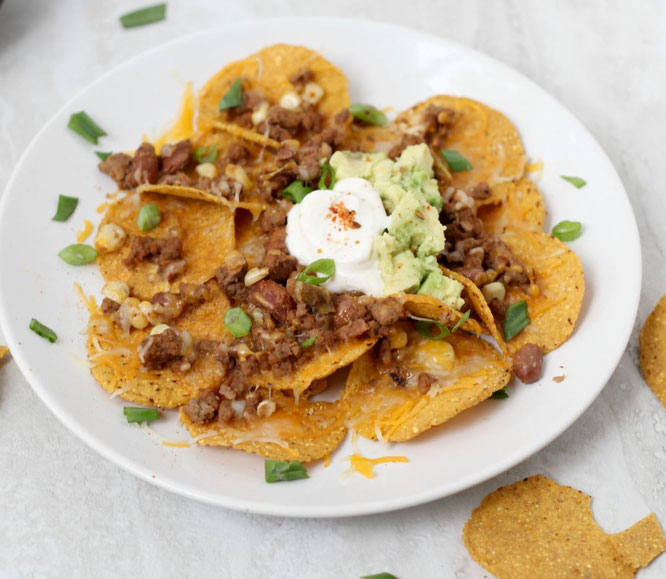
(463, 475, 666, 578)
(640, 295, 666, 408)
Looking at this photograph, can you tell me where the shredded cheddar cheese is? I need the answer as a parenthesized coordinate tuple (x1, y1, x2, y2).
(76, 219, 93, 242)
(346, 454, 409, 479)
(153, 82, 195, 151)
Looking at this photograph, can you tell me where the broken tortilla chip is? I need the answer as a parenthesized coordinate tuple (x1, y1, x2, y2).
(640, 295, 666, 407)
(501, 229, 584, 354)
(88, 283, 229, 408)
(179, 391, 346, 462)
(463, 474, 666, 578)
(96, 191, 235, 301)
(402, 293, 483, 336)
(476, 177, 546, 234)
(343, 327, 511, 442)
(198, 44, 350, 143)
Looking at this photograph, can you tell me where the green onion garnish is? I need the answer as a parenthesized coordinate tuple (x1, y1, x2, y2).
(58, 244, 98, 265)
(123, 407, 161, 423)
(361, 574, 399, 579)
(490, 386, 509, 399)
(265, 460, 309, 483)
(67, 111, 107, 145)
(440, 149, 473, 172)
(119, 3, 167, 28)
(414, 320, 450, 340)
(552, 220, 582, 242)
(349, 103, 387, 126)
(224, 307, 252, 338)
(219, 78, 243, 111)
(137, 202, 161, 231)
(560, 175, 587, 189)
(95, 151, 112, 162)
(318, 164, 336, 190)
(450, 310, 471, 333)
(300, 336, 316, 348)
(194, 144, 218, 164)
(296, 259, 335, 286)
(29, 318, 57, 343)
(52, 195, 79, 222)
(282, 180, 313, 204)
(503, 300, 529, 341)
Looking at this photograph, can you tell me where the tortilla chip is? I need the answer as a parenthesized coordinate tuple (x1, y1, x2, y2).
(463, 474, 666, 578)
(210, 120, 280, 150)
(139, 184, 265, 219)
(640, 295, 666, 407)
(0, 345, 8, 360)
(502, 229, 584, 354)
(234, 207, 268, 268)
(343, 328, 511, 442)
(89, 283, 229, 408)
(96, 191, 235, 301)
(476, 177, 546, 234)
(179, 391, 346, 462)
(249, 336, 378, 398)
(340, 124, 402, 154)
(395, 95, 527, 191)
(198, 44, 350, 141)
(402, 293, 483, 336)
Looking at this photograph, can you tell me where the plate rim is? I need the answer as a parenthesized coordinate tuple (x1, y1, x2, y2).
(0, 17, 642, 518)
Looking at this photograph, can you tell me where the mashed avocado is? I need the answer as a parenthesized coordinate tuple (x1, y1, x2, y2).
(330, 144, 464, 310)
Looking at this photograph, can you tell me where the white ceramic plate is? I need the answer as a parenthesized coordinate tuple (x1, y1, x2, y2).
(0, 19, 640, 517)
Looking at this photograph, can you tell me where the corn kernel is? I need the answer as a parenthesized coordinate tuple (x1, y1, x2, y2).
(101, 281, 130, 304)
(481, 281, 506, 303)
(251, 101, 269, 125)
(257, 399, 277, 419)
(279, 91, 301, 111)
(195, 162, 218, 180)
(125, 297, 149, 330)
(225, 164, 252, 189)
(302, 82, 324, 104)
(150, 324, 171, 336)
(95, 223, 126, 251)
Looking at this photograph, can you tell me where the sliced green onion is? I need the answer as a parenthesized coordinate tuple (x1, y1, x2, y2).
(123, 407, 161, 423)
(318, 164, 336, 190)
(490, 386, 509, 399)
(560, 175, 587, 189)
(219, 78, 243, 111)
(440, 149, 473, 172)
(361, 574, 399, 579)
(265, 460, 309, 483)
(58, 244, 97, 265)
(450, 310, 471, 333)
(137, 202, 161, 231)
(503, 300, 529, 341)
(194, 144, 218, 164)
(296, 259, 335, 286)
(224, 307, 252, 338)
(67, 111, 107, 145)
(282, 180, 313, 203)
(119, 3, 166, 28)
(552, 220, 582, 242)
(95, 151, 111, 161)
(300, 336, 316, 348)
(29, 318, 57, 343)
(349, 103, 387, 126)
(52, 195, 79, 222)
(414, 320, 450, 340)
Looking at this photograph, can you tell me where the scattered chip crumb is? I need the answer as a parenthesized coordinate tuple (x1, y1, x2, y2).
(552, 374, 566, 383)
(640, 295, 666, 407)
(463, 474, 666, 578)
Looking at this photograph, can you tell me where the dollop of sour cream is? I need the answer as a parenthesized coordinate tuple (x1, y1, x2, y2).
(286, 177, 390, 296)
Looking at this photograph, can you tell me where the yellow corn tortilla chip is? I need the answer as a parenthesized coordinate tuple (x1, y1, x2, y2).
(139, 184, 265, 219)
(339, 124, 402, 154)
(88, 283, 230, 408)
(395, 95, 527, 192)
(343, 328, 511, 442)
(179, 391, 346, 462)
(249, 336, 378, 398)
(198, 44, 350, 141)
(0, 345, 9, 360)
(463, 474, 666, 578)
(210, 120, 280, 150)
(501, 229, 585, 354)
(640, 295, 666, 407)
(96, 191, 235, 301)
(402, 293, 483, 336)
(476, 177, 546, 234)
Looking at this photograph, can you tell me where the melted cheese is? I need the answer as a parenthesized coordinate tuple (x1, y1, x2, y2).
(153, 82, 195, 151)
(346, 454, 409, 479)
(76, 219, 93, 242)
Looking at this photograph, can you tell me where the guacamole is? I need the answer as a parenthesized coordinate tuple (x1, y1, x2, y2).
(330, 144, 464, 309)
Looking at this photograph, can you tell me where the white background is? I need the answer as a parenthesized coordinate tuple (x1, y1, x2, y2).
(1, 1, 665, 577)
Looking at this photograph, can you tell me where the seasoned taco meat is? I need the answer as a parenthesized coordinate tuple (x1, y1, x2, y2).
(249, 280, 294, 323)
(182, 389, 219, 423)
(132, 143, 159, 185)
(98, 153, 133, 188)
(138, 329, 183, 370)
(160, 140, 192, 174)
(215, 251, 248, 301)
(260, 250, 297, 282)
(100, 297, 120, 315)
(123, 236, 183, 269)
